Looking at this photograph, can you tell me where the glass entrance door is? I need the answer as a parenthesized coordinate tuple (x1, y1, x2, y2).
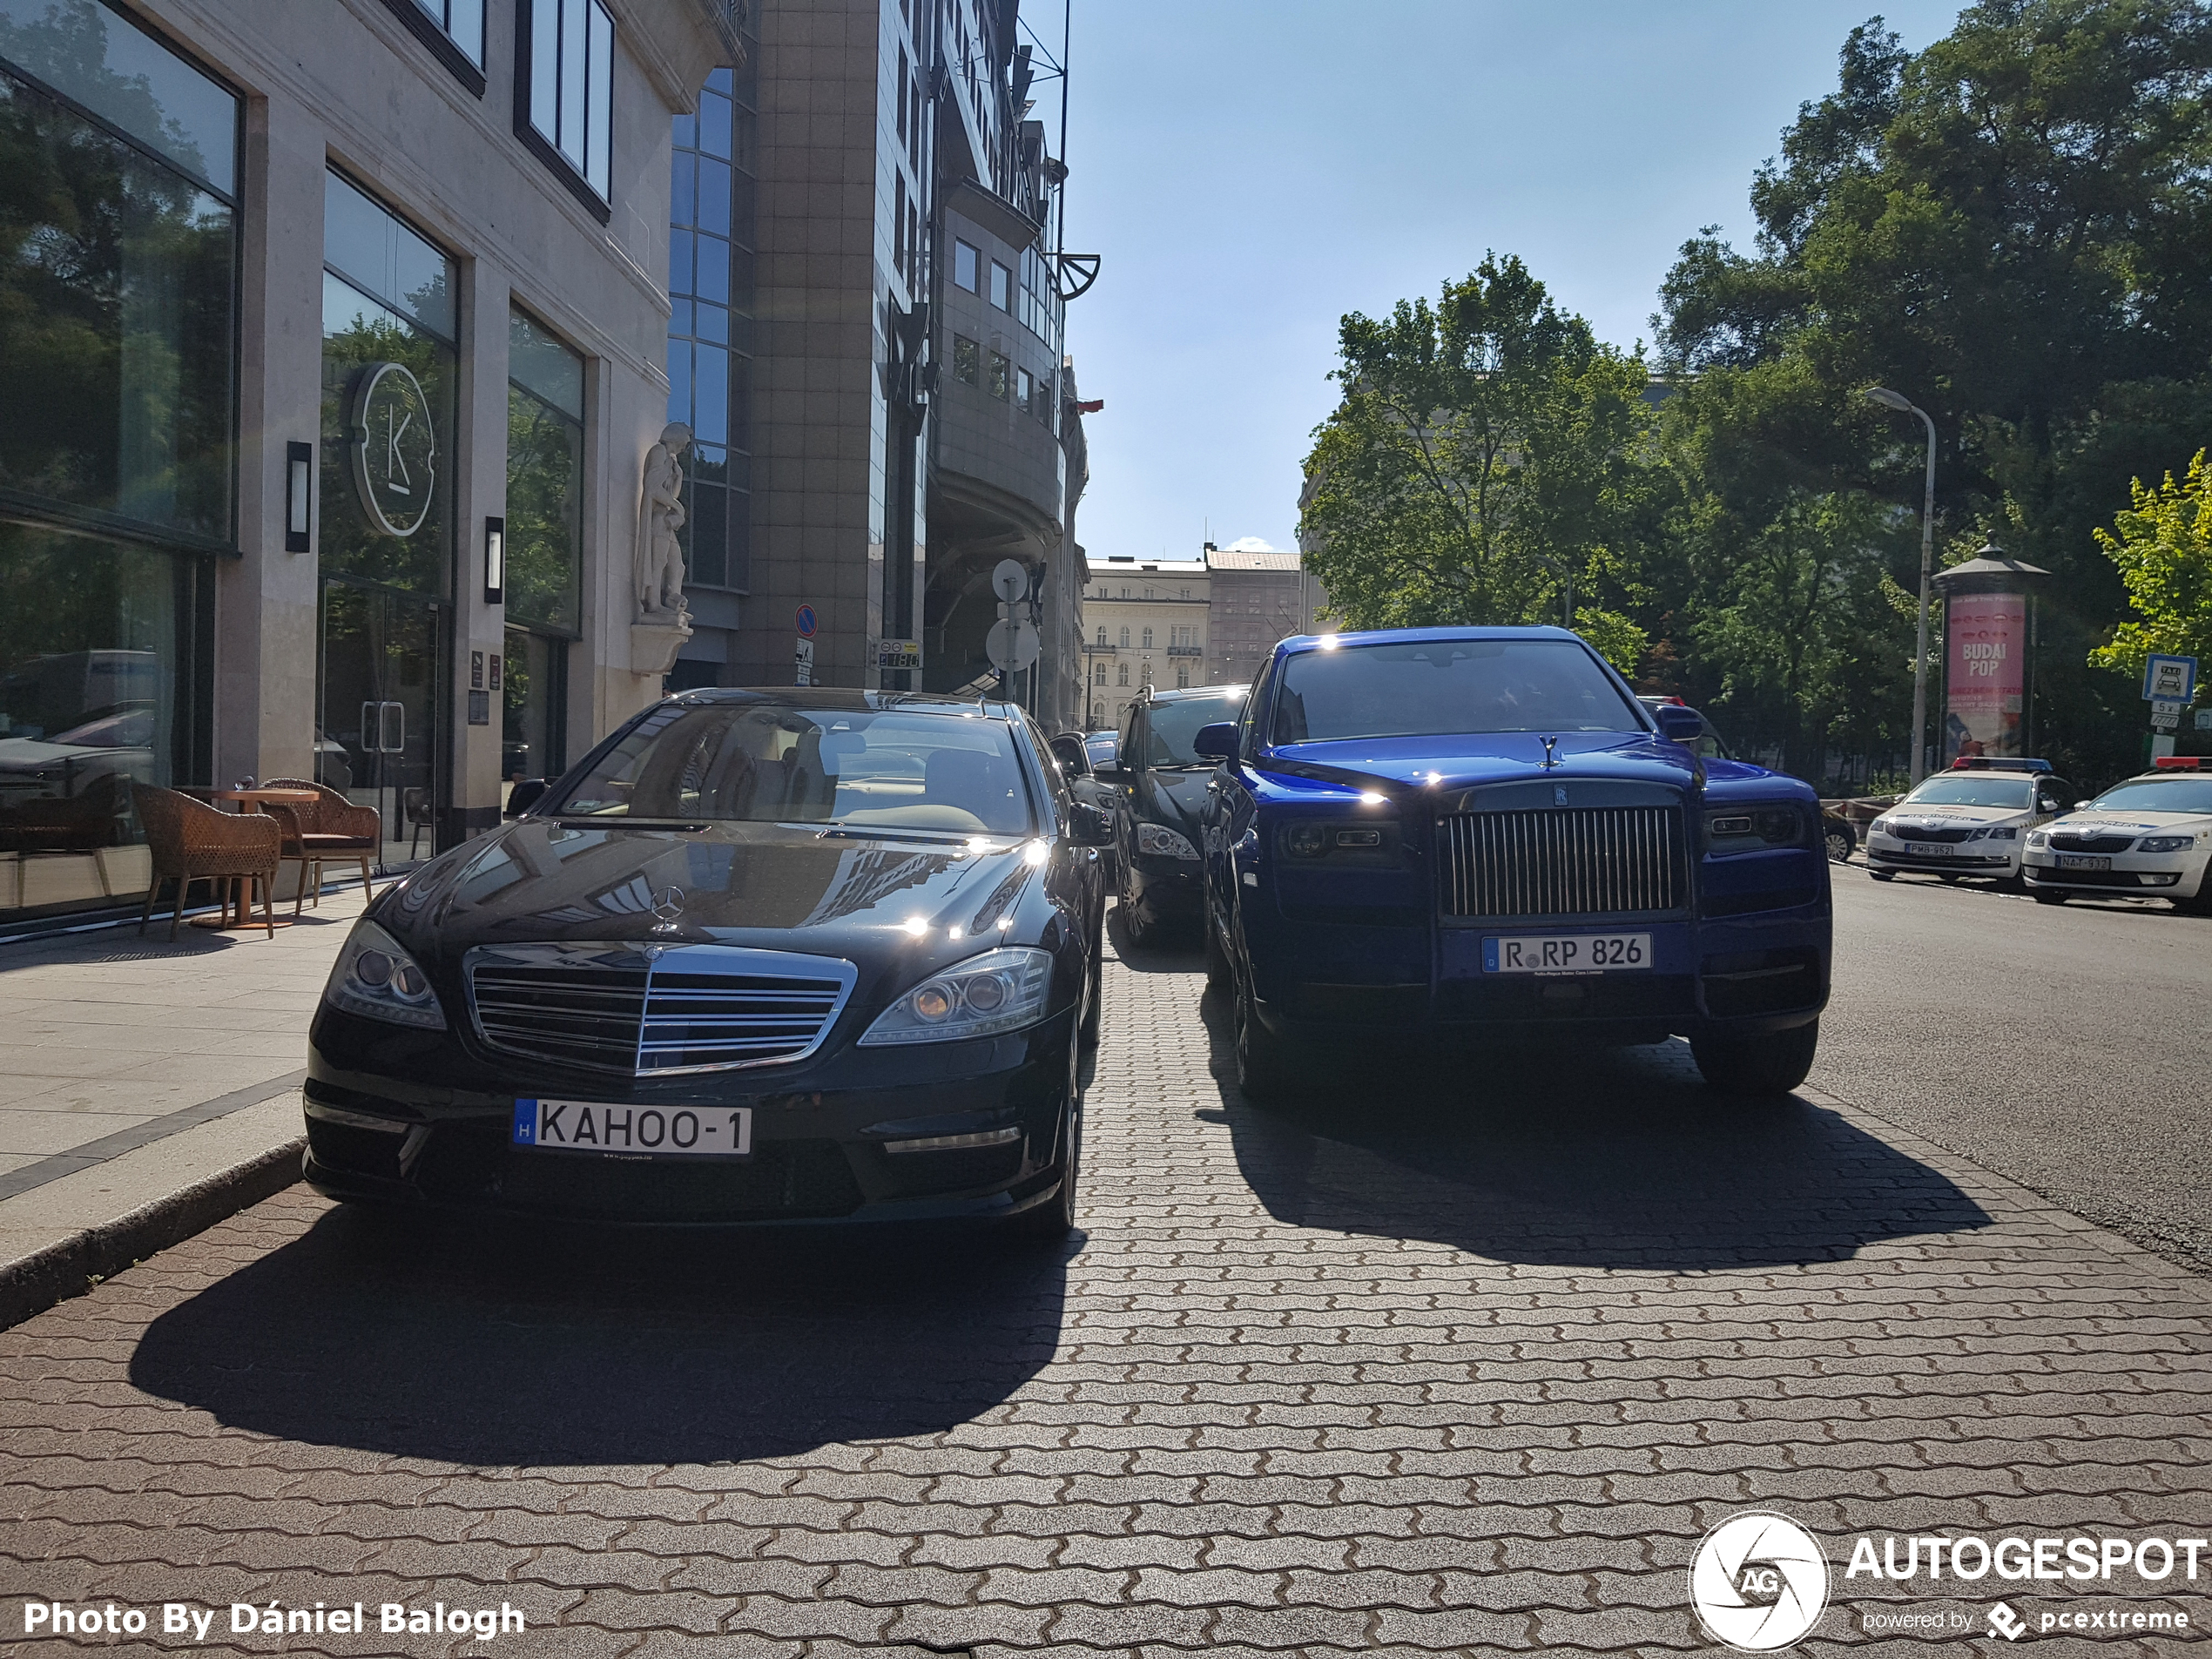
(320, 582, 442, 867)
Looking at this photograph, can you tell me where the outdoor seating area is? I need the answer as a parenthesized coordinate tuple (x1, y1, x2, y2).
(130, 784, 280, 941)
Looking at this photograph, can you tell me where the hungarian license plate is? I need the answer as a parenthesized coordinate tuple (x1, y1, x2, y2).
(511, 1099, 752, 1157)
(1482, 933, 1651, 974)
(1905, 842, 1954, 857)
(2057, 853, 2111, 872)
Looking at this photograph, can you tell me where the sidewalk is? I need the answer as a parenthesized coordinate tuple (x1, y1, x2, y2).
(0, 886, 373, 1327)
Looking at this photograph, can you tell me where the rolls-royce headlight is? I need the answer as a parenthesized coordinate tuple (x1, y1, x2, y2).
(859, 946, 1053, 1046)
(322, 919, 447, 1029)
(1706, 805, 1804, 849)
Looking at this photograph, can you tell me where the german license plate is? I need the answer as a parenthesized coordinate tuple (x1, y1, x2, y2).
(1905, 842, 1953, 857)
(511, 1099, 752, 1157)
(2057, 853, 2111, 872)
(1482, 933, 1651, 974)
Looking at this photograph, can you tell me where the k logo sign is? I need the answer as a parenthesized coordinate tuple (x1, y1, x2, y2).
(1689, 1512, 1831, 1651)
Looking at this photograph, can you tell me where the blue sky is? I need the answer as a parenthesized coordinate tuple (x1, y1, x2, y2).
(1050, 0, 1966, 562)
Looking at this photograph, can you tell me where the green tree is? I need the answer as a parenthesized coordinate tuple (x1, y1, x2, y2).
(1299, 254, 1656, 651)
(1656, 0, 2212, 784)
(2087, 449, 2212, 707)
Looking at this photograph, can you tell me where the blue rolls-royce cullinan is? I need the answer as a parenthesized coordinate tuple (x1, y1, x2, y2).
(1193, 627, 1831, 1098)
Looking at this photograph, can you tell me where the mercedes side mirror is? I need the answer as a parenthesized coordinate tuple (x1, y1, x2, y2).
(1049, 734, 1089, 776)
(1653, 705, 1703, 743)
(1192, 721, 1238, 760)
(1069, 801, 1114, 846)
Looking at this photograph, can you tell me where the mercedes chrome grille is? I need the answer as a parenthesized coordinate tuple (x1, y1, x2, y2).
(1440, 805, 1686, 920)
(465, 943, 859, 1076)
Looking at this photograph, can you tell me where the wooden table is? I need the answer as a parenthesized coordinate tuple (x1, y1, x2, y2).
(189, 788, 322, 928)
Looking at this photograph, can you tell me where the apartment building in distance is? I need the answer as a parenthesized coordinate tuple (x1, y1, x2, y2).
(1205, 542, 1327, 685)
(1079, 556, 1207, 731)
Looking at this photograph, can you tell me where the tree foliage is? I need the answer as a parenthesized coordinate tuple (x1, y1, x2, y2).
(1300, 255, 1655, 650)
(2088, 449, 2212, 691)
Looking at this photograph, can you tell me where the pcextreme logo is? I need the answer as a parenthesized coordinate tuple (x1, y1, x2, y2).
(1689, 1511, 1831, 1651)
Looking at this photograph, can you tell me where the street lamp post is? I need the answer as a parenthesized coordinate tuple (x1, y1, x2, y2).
(1867, 388, 1938, 783)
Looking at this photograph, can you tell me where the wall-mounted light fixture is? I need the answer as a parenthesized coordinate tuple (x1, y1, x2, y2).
(484, 516, 505, 605)
(284, 442, 313, 552)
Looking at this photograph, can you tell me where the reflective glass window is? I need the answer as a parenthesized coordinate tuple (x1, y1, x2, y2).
(408, 0, 484, 66)
(527, 0, 612, 199)
(506, 307, 583, 633)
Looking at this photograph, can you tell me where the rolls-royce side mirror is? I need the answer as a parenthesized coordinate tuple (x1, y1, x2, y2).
(1192, 721, 1238, 760)
(1653, 705, 1703, 743)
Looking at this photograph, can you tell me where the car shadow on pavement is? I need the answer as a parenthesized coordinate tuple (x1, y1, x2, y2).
(1189, 983, 1993, 1272)
(128, 1206, 1073, 1467)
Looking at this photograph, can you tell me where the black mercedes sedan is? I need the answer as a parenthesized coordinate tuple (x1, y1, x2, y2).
(303, 691, 1109, 1238)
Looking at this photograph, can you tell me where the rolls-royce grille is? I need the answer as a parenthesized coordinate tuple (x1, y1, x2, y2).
(2049, 833, 2135, 853)
(466, 944, 857, 1076)
(1440, 806, 1685, 920)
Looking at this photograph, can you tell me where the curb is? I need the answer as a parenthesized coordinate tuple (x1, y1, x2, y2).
(0, 1137, 304, 1333)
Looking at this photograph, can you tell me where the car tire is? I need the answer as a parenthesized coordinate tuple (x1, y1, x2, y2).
(1009, 1039, 1081, 1241)
(1117, 862, 1151, 947)
(2032, 887, 2068, 905)
(1824, 829, 1853, 864)
(1234, 974, 1300, 1102)
(1690, 1019, 1818, 1098)
(1204, 907, 1232, 989)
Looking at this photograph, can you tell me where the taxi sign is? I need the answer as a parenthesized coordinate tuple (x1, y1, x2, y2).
(2143, 654, 2197, 703)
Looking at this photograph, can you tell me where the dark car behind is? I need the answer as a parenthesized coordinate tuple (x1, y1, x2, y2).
(1105, 683, 1246, 943)
(303, 690, 1109, 1239)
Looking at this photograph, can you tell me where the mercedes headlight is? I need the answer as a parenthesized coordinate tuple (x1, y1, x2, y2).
(2141, 834, 2193, 853)
(322, 919, 446, 1029)
(859, 947, 1054, 1046)
(1136, 823, 1199, 860)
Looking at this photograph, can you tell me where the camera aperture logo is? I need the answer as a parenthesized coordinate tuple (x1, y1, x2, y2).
(1690, 1511, 1831, 1651)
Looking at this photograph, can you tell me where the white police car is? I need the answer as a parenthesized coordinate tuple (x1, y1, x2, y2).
(1863, 759, 2070, 886)
(2022, 757, 2212, 912)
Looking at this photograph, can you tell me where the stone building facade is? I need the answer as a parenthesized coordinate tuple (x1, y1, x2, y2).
(1079, 556, 1209, 731)
(671, 0, 1090, 732)
(1205, 543, 1327, 685)
(0, 0, 733, 932)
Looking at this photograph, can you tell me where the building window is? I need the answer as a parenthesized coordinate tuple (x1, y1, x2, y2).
(1094, 664, 1105, 685)
(1020, 243, 1061, 341)
(506, 307, 583, 634)
(668, 58, 757, 591)
(1016, 366, 1034, 411)
(953, 335, 979, 384)
(1095, 625, 1105, 644)
(954, 239, 980, 292)
(0, 0, 243, 920)
(1118, 626, 1130, 647)
(383, 0, 486, 86)
(1181, 587, 1190, 598)
(987, 350, 1010, 401)
(1177, 667, 1189, 689)
(1116, 664, 1128, 686)
(989, 260, 1013, 311)
(523, 0, 614, 208)
(1141, 627, 1152, 648)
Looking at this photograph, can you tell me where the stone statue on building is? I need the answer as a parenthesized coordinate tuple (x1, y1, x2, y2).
(635, 421, 693, 621)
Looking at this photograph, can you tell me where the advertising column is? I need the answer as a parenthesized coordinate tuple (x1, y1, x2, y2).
(1943, 590, 2027, 761)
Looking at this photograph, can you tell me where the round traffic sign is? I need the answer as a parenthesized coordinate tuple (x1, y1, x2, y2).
(795, 604, 818, 638)
(991, 559, 1028, 603)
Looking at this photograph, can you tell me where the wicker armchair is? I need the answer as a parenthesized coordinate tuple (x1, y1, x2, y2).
(258, 778, 381, 915)
(132, 783, 279, 940)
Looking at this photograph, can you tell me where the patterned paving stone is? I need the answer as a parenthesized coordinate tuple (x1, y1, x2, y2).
(2, 928, 2210, 1654)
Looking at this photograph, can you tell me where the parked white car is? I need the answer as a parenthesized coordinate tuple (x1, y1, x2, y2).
(1863, 761, 2070, 886)
(2022, 759, 2212, 912)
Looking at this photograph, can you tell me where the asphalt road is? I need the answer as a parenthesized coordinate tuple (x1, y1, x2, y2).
(1817, 862, 2212, 1274)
